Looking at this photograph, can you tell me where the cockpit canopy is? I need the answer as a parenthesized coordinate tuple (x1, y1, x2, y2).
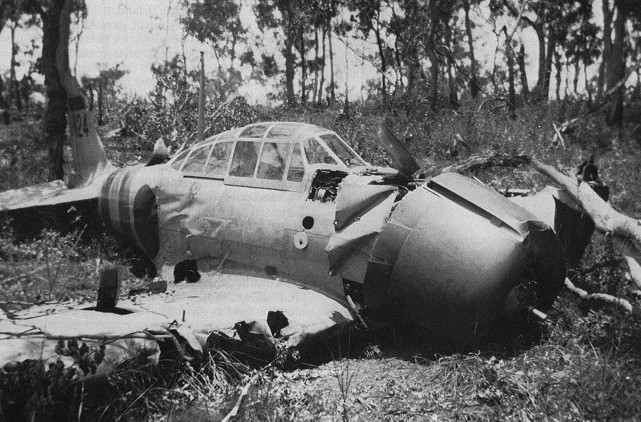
(168, 122, 368, 189)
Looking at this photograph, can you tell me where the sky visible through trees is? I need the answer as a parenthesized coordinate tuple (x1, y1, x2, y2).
(0, 0, 639, 117)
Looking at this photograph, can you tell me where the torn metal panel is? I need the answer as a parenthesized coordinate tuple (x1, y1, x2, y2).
(361, 220, 413, 316)
(511, 186, 598, 269)
(333, 176, 397, 231)
(326, 177, 397, 282)
(430, 172, 536, 235)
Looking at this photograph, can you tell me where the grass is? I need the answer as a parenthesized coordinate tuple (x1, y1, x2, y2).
(1, 96, 641, 421)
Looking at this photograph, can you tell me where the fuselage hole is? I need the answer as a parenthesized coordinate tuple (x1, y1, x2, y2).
(302, 216, 314, 230)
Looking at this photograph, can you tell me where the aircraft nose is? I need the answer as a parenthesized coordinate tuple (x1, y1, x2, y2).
(362, 182, 566, 350)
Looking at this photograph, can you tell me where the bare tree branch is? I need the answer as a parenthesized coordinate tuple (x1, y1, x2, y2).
(564, 278, 638, 315)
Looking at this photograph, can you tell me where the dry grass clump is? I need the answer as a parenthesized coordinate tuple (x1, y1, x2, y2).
(0, 120, 50, 190)
(0, 220, 145, 315)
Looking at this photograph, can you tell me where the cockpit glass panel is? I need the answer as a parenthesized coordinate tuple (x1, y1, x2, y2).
(182, 144, 212, 173)
(319, 133, 365, 167)
(287, 143, 305, 182)
(266, 123, 299, 139)
(205, 141, 233, 177)
(170, 149, 190, 170)
(229, 141, 261, 177)
(303, 137, 337, 165)
(239, 124, 269, 138)
(257, 142, 291, 180)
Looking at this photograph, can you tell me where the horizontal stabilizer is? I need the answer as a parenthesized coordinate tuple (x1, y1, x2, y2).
(0, 178, 103, 212)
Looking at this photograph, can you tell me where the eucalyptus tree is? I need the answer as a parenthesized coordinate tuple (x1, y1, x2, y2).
(181, 0, 246, 101)
(254, 0, 299, 106)
(601, 0, 641, 125)
(3, 0, 83, 180)
(498, 0, 593, 102)
(565, 20, 600, 98)
(348, 0, 392, 101)
(462, 0, 482, 99)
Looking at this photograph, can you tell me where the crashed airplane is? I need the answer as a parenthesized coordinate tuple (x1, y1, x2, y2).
(0, 5, 602, 372)
(2, 108, 601, 367)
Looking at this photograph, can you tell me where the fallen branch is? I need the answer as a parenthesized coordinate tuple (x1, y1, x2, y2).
(531, 159, 641, 290)
(477, 98, 512, 113)
(440, 152, 531, 174)
(551, 123, 566, 148)
(564, 278, 638, 315)
(221, 372, 259, 422)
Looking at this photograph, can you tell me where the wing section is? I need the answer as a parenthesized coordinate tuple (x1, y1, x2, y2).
(0, 271, 355, 372)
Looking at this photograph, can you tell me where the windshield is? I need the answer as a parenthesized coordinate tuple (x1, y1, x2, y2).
(303, 137, 337, 165)
(319, 134, 365, 167)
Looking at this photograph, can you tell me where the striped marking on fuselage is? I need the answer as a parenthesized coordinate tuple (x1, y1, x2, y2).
(99, 167, 145, 251)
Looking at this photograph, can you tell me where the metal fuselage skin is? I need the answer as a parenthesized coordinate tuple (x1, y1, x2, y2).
(97, 124, 565, 350)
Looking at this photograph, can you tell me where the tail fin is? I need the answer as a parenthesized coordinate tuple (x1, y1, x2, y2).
(66, 95, 113, 187)
(58, 0, 112, 187)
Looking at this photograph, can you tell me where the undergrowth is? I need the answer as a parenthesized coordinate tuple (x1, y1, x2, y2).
(0, 220, 144, 315)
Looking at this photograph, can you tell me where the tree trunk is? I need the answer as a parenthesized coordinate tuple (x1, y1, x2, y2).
(374, 18, 387, 101)
(584, 63, 593, 104)
(530, 25, 546, 101)
(517, 43, 529, 102)
(0, 75, 6, 109)
(394, 36, 403, 94)
(318, 24, 326, 104)
(428, 47, 438, 110)
(534, 26, 547, 100)
(554, 50, 562, 101)
(406, 53, 418, 99)
(328, 16, 335, 105)
(573, 60, 580, 95)
(604, 1, 626, 126)
(300, 30, 306, 104)
(10, 21, 22, 111)
(447, 23, 458, 109)
(599, 0, 613, 96)
(463, 0, 479, 99)
(281, 0, 296, 107)
(505, 31, 515, 114)
(343, 31, 349, 117)
(312, 27, 318, 104)
(427, 3, 439, 111)
(41, 0, 68, 181)
(540, 31, 555, 101)
(564, 60, 570, 99)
